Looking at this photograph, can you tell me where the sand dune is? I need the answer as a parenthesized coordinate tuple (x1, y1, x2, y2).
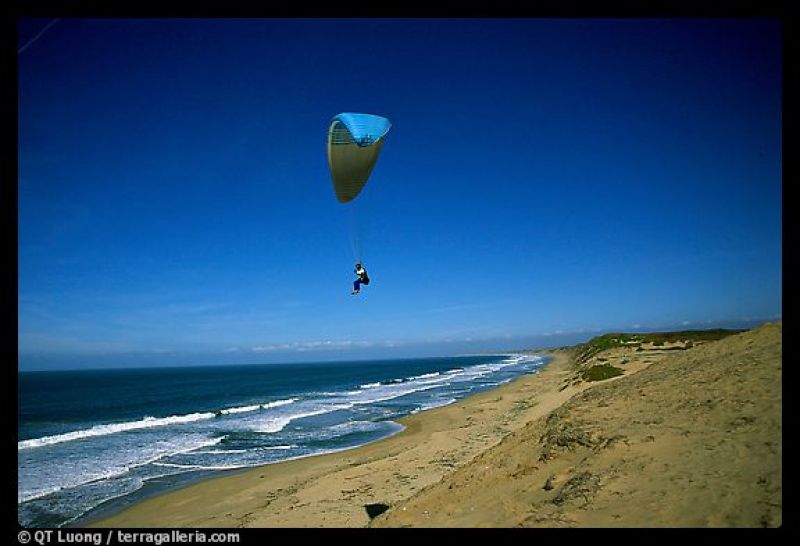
(374, 322, 782, 527)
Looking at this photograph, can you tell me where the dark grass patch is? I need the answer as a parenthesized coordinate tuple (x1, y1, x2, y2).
(582, 364, 624, 382)
(552, 472, 600, 506)
(573, 328, 744, 365)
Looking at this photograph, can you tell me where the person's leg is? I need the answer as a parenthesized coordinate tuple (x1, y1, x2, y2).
(353, 279, 361, 293)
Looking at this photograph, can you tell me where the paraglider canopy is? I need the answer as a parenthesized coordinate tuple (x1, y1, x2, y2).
(327, 113, 391, 203)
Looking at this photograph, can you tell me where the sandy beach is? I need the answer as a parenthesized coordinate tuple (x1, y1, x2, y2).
(87, 322, 781, 528)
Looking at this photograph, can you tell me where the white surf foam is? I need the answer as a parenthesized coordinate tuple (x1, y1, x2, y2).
(219, 398, 297, 415)
(19, 399, 298, 451)
(410, 397, 457, 414)
(18, 413, 217, 451)
(19, 435, 225, 503)
(151, 462, 251, 471)
(252, 405, 353, 434)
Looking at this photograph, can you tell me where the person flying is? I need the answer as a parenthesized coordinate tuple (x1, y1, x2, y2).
(352, 262, 370, 295)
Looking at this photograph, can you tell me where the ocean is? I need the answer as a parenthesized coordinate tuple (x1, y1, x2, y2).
(18, 353, 549, 527)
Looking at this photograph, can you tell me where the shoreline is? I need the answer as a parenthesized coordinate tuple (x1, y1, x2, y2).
(86, 351, 581, 527)
(71, 422, 408, 527)
(75, 352, 554, 527)
(24, 352, 537, 528)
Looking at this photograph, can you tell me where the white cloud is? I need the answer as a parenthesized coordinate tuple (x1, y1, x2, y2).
(250, 339, 373, 353)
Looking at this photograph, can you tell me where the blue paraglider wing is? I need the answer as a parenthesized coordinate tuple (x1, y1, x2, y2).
(327, 113, 392, 203)
(332, 113, 392, 147)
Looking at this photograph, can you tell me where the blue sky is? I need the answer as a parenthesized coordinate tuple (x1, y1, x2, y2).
(18, 18, 782, 370)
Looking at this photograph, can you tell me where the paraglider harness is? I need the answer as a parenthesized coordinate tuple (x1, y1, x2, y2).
(352, 264, 369, 295)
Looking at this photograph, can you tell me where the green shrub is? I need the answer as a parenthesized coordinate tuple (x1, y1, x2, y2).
(571, 328, 743, 367)
(582, 365, 624, 382)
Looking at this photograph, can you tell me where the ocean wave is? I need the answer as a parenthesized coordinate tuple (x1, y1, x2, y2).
(409, 372, 441, 380)
(194, 445, 296, 453)
(19, 436, 224, 503)
(350, 383, 444, 405)
(219, 398, 297, 414)
(18, 412, 217, 451)
(18, 399, 298, 451)
(326, 420, 383, 433)
(151, 462, 251, 471)
(191, 448, 249, 454)
(253, 405, 353, 434)
(410, 397, 457, 414)
(333, 368, 491, 409)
